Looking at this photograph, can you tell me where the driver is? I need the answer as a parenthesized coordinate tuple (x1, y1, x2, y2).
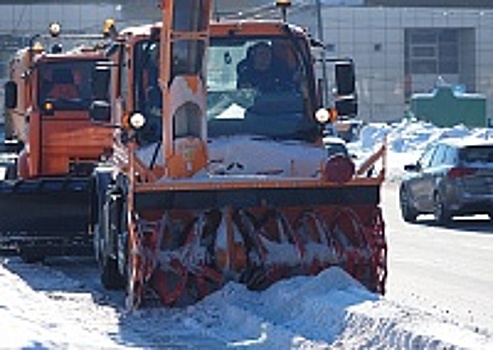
(43, 68, 79, 99)
(237, 42, 293, 92)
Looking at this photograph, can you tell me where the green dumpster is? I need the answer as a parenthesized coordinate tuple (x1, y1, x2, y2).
(410, 86, 487, 128)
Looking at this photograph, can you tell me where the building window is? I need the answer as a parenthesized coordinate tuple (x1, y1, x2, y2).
(405, 28, 459, 75)
(411, 59, 436, 74)
(412, 46, 435, 57)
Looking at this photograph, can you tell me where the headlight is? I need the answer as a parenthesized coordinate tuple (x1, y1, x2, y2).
(48, 22, 61, 37)
(129, 113, 146, 130)
(315, 108, 330, 124)
(44, 101, 54, 111)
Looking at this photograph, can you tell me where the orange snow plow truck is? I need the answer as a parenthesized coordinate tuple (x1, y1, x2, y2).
(0, 24, 113, 260)
(90, 0, 387, 308)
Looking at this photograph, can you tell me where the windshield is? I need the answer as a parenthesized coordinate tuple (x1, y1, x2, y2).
(133, 40, 162, 144)
(207, 36, 318, 141)
(38, 60, 99, 111)
(132, 36, 319, 144)
(134, 40, 161, 117)
(133, 35, 208, 110)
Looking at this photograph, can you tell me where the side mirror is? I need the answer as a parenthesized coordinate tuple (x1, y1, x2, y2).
(404, 164, 419, 172)
(4, 81, 18, 109)
(89, 101, 111, 123)
(335, 97, 358, 118)
(335, 61, 355, 96)
(92, 65, 111, 100)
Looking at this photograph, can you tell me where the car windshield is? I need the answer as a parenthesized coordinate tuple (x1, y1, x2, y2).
(459, 145, 493, 165)
(38, 60, 99, 110)
(206, 36, 318, 142)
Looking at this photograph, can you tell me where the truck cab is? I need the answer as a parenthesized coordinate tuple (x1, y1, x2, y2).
(4, 50, 113, 178)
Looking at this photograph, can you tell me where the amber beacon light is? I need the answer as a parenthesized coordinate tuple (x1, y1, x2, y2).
(276, 0, 291, 22)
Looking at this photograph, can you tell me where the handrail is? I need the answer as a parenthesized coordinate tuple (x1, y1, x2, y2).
(355, 142, 386, 178)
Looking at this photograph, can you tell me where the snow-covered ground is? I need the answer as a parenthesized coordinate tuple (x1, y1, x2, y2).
(1, 119, 492, 349)
(349, 118, 493, 182)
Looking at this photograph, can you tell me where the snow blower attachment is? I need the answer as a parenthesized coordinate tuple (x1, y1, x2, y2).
(91, 0, 387, 308)
(125, 185, 386, 307)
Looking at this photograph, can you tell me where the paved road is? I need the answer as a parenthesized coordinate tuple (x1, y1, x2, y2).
(382, 182, 493, 334)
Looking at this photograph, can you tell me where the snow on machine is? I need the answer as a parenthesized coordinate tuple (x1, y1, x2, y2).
(90, 0, 387, 307)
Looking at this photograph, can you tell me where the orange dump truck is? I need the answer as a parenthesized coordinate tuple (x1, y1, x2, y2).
(0, 26, 113, 261)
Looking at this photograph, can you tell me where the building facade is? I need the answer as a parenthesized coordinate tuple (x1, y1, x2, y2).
(1, 1, 493, 123)
(289, 5, 493, 122)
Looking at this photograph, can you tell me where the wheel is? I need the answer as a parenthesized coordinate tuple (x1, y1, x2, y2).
(101, 255, 125, 290)
(399, 186, 418, 223)
(91, 171, 125, 290)
(90, 171, 110, 265)
(97, 190, 125, 290)
(433, 192, 451, 225)
(5, 161, 18, 180)
(93, 222, 102, 263)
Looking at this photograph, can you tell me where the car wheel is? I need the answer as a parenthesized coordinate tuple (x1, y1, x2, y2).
(399, 186, 418, 223)
(433, 192, 451, 225)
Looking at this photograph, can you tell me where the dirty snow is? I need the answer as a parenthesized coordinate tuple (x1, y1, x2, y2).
(1, 259, 492, 349)
(1, 119, 493, 349)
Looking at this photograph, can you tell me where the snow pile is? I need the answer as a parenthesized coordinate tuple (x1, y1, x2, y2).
(136, 136, 325, 179)
(2, 257, 492, 349)
(207, 136, 324, 177)
(349, 119, 493, 181)
(185, 267, 492, 349)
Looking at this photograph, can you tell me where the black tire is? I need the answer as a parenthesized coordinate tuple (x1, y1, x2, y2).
(5, 161, 18, 180)
(91, 170, 124, 290)
(399, 186, 418, 223)
(101, 255, 125, 290)
(90, 171, 111, 264)
(97, 188, 125, 290)
(433, 192, 451, 225)
(93, 222, 103, 264)
(107, 192, 127, 290)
